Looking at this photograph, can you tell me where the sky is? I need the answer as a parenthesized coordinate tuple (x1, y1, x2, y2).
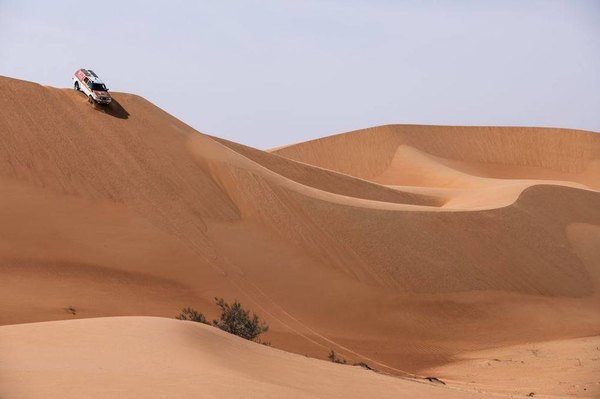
(1, 0, 599, 148)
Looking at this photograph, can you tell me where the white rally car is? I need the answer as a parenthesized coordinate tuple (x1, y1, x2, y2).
(73, 68, 112, 105)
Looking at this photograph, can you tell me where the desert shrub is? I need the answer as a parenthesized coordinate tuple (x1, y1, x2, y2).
(328, 350, 347, 364)
(212, 297, 268, 342)
(176, 307, 208, 324)
(353, 361, 374, 371)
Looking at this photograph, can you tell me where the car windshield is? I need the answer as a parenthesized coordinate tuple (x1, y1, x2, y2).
(92, 83, 107, 91)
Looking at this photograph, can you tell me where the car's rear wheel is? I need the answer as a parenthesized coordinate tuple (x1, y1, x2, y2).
(74, 81, 79, 91)
(88, 95, 94, 104)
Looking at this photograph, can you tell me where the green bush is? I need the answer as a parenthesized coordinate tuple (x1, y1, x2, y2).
(176, 307, 208, 324)
(212, 297, 269, 342)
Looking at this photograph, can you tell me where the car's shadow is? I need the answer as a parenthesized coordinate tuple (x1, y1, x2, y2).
(94, 98, 129, 119)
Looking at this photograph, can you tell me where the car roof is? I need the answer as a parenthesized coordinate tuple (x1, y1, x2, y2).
(79, 68, 106, 84)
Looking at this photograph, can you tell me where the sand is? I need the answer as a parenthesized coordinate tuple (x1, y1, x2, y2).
(1, 317, 501, 399)
(1, 75, 599, 398)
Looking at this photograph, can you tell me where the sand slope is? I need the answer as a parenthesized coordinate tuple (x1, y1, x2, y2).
(0, 317, 500, 399)
(1, 76, 599, 397)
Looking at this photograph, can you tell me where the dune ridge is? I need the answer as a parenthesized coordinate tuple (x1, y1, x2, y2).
(272, 124, 599, 185)
(1, 76, 599, 398)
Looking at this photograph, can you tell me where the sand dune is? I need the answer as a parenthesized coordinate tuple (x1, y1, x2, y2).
(1, 317, 500, 399)
(1, 76, 599, 397)
(272, 124, 599, 188)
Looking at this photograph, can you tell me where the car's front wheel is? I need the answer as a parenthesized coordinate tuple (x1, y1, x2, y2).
(74, 81, 79, 91)
(88, 95, 94, 104)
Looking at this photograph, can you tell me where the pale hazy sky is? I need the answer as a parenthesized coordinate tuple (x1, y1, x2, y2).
(1, 1, 599, 148)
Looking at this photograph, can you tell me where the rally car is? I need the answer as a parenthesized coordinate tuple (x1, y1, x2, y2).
(73, 68, 112, 105)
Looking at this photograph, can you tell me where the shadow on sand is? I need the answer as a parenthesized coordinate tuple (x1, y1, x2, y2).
(93, 98, 129, 119)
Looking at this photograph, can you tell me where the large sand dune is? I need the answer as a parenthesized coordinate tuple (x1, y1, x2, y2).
(1, 76, 599, 398)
